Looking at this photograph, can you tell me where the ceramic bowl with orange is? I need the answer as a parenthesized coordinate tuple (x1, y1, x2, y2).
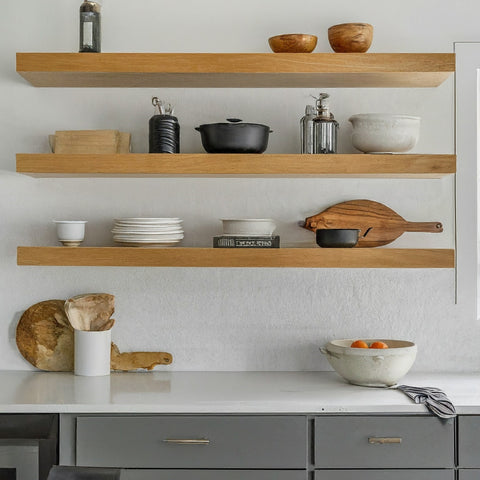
(320, 338, 417, 387)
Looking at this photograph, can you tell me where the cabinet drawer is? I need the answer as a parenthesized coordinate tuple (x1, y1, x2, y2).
(459, 471, 480, 480)
(76, 415, 307, 468)
(315, 471, 454, 480)
(458, 416, 480, 467)
(314, 416, 454, 468)
(122, 470, 307, 480)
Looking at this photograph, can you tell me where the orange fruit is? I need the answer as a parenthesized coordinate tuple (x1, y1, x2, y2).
(350, 340, 369, 348)
(370, 341, 389, 349)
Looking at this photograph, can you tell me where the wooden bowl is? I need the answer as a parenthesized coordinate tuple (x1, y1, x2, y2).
(268, 34, 318, 53)
(328, 23, 373, 53)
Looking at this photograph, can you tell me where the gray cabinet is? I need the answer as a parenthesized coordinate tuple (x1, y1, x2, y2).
(314, 415, 455, 468)
(313, 415, 455, 480)
(75, 415, 307, 469)
(314, 471, 454, 480)
(459, 472, 480, 480)
(0, 414, 58, 480)
(458, 415, 480, 467)
(121, 471, 307, 480)
(458, 415, 480, 480)
(61, 412, 460, 478)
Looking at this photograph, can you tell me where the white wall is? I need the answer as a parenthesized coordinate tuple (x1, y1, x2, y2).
(0, 0, 478, 371)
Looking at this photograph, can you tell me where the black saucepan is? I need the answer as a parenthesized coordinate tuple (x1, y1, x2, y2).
(195, 118, 272, 153)
(316, 228, 372, 248)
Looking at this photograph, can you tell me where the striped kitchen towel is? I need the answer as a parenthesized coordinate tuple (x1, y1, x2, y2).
(395, 385, 457, 419)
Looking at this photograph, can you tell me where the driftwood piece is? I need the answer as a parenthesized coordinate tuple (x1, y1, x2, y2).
(16, 300, 74, 371)
(110, 343, 173, 371)
(65, 293, 115, 331)
(16, 299, 172, 372)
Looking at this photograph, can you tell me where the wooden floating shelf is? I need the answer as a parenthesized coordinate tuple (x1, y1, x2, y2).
(16, 154, 456, 178)
(16, 53, 455, 88)
(17, 247, 455, 269)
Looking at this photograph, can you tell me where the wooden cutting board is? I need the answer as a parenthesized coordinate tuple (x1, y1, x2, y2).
(16, 300, 173, 371)
(303, 199, 443, 247)
(16, 300, 74, 371)
(49, 132, 131, 153)
(54, 130, 120, 154)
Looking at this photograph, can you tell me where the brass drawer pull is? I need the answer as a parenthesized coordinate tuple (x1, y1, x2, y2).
(368, 437, 402, 445)
(163, 438, 210, 445)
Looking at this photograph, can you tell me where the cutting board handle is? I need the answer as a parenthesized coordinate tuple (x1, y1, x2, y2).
(404, 221, 443, 233)
(110, 343, 173, 371)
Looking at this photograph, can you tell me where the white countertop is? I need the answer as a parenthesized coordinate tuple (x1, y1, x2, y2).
(1, 371, 480, 414)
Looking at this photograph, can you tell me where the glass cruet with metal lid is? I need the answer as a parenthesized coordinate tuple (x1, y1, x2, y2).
(313, 93, 339, 154)
(300, 104, 316, 154)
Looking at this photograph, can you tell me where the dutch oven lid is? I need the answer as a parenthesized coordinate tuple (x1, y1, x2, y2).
(198, 118, 270, 128)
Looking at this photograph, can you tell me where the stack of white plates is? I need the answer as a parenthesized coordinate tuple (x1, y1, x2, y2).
(112, 218, 184, 247)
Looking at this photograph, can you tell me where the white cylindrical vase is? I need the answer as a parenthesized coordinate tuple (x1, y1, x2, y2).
(74, 329, 111, 376)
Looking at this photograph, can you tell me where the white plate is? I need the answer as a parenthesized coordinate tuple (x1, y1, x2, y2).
(111, 229, 184, 234)
(115, 239, 182, 245)
(113, 235, 184, 241)
(114, 218, 182, 224)
(113, 237, 184, 242)
(113, 224, 183, 228)
(112, 233, 184, 237)
(114, 225, 182, 229)
(114, 222, 183, 227)
(115, 242, 181, 247)
(113, 238, 183, 242)
(115, 217, 182, 221)
(112, 226, 183, 230)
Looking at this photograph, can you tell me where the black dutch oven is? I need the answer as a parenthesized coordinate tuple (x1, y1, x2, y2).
(195, 118, 272, 153)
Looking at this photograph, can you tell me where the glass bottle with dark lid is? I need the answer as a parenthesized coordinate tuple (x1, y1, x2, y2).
(300, 104, 316, 154)
(79, 1, 101, 53)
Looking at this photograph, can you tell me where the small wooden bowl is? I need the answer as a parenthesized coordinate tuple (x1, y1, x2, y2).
(268, 34, 318, 53)
(328, 23, 373, 53)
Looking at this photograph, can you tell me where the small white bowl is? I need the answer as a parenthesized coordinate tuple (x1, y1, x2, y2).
(320, 338, 417, 387)
(221, 218, 276, 236)
(348, 114, 420, 153)
(53, 220, 87, 247)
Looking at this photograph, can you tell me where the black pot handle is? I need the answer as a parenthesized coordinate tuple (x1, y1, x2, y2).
(195, 127, 201, 131)
(226, 118, 242, 123)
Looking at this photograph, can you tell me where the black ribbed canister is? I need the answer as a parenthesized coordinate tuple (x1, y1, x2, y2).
(149, 114, 180, 153)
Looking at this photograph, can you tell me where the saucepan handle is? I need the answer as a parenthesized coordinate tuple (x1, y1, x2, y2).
(362, 227, 373, 238)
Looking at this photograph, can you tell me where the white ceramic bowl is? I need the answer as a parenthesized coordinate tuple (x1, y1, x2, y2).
(348, 114, 420, 153)
(321, 339, 417, 387)
(53, 220, 87, 247)
(221, 218, 276, 236)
